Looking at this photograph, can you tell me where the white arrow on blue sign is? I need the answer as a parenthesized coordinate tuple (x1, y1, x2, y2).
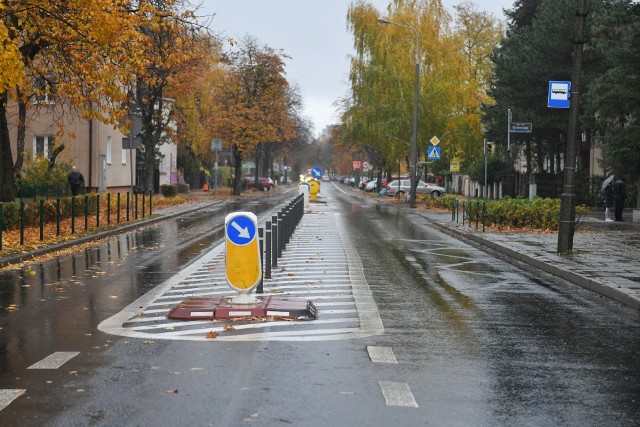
(226, 215, 256, 245)
(427, 146, 441, 160)
(311, 167, 323, 178)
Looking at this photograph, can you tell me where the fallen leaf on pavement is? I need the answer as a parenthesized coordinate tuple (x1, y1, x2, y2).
(206, 331, 219, 339)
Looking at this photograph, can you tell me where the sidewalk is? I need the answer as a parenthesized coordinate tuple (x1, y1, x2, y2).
(419, 209, 640, 313)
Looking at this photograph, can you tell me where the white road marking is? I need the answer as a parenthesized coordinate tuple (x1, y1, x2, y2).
(27, 352, 80, 370)
(378, 381, 419, 407)
(0, 389, 25, 411)
(367, 346, 398, 364)
(98, 206, 384, 342)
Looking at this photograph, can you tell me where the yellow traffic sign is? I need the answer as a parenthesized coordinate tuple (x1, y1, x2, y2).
(225, 212, 261, 292)
(430, 136, 440, 146)
(450, 158, 460, 172)
(308, 180, 320, 202)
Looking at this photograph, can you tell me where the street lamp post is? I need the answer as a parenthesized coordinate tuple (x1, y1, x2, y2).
(378, 17, 419, 208)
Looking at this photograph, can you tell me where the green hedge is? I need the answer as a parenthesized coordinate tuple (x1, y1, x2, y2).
(449, 197, 589, 231)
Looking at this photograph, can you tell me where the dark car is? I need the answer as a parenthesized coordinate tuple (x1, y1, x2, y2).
(247, 177, 273, 191)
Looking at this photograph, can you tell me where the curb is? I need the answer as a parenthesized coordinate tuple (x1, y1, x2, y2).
(0, 200, 224, 268)
(427, 219, 640, 312)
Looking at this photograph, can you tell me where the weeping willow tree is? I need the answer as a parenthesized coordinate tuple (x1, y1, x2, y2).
(343, 0, 503, 178)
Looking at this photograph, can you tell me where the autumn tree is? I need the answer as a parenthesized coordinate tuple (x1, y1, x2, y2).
(344, 0, 503, 184)
(126, 1, 213, 193)
(0, 0, 140, 202)
(208, 37, 296, 195)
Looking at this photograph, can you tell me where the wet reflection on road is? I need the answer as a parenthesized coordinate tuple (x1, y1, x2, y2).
(338, 194, 640, 425)
(0, 197, 285, 379)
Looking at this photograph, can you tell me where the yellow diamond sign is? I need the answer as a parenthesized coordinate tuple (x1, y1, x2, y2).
(430, 136, 440, 146)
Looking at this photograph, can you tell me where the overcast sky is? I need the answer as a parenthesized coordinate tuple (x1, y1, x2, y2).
(203, 1, 515, 137)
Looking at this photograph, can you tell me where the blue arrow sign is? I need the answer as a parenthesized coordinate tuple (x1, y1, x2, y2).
(427, 146, 441, 160)
(311, 167, 323, 178)
(226, 215, 256, 245)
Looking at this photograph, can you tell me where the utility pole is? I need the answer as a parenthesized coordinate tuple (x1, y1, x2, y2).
(557, 0, 587, 253)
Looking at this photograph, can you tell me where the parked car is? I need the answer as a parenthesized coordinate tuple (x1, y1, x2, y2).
(246, 177, 273, 191)
(385, 179, 446, 197)
(381, 175, 409, 189)
(322, 175, 330, 182)
(364, 179, 379, 192)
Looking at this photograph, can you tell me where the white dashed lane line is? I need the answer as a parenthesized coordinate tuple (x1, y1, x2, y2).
(0, 389, 26, 412)
(378, 381, 419, 408)
(1, 351, 80, 412)
(367, 346, 398, 364)
(27, 351, 80, 370)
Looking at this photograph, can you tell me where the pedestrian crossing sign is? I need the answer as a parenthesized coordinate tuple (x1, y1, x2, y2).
(427, 146, 441, 160)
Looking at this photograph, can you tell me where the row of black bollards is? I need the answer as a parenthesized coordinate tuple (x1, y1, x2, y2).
(257, 193, 305, 293)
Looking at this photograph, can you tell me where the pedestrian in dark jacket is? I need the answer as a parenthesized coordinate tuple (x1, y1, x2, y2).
(613, 178, 626, 221)
(604, 181, 614, 222)
(67, 165, 85, 196)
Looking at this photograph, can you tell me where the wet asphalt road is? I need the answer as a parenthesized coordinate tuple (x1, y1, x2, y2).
(0, 184, 639, 426)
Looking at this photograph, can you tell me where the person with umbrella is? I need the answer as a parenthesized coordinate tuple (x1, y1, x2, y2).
(613, 177, 627, 221)
(602, 175, 614, 222)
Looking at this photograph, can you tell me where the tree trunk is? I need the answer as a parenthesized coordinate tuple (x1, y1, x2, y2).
(232, 144, 243, 195)
(0, 94, 16, 202)
(144, 138, 155, 193)
(14, 97, 26, 176)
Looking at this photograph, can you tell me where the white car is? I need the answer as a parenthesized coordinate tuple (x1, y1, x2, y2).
(386, 179, 446, 197)
(364, 179, 379, 192)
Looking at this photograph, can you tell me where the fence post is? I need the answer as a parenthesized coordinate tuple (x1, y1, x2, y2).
(126, 192, 130, 222)
(149, 190, 153, 216)
(0, 203, 3, 251)
(462, 201, 466, 226)
(20, 201, 25, 245)
(56, 198, 61, 236)
(84, 195, 89, 231)
(142, 192, 146, 219)
(107, 193, 111, 225)
(39, 199, 44, 241)
(96, 194, 100, 228)
(117, 193, 121, 223)
(135, 191, 138, 220)
(71, 196, 76, 234)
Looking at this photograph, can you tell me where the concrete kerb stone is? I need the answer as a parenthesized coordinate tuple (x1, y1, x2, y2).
(427, 218, 640, 312)
(0, 199, 224, 268)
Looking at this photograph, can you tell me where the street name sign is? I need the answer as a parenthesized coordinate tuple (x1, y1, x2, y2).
(509, 122, 533, 133)
(225, 212, 261, 293)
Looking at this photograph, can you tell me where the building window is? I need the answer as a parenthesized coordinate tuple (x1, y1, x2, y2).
(106, 136, 112, 164)
(34, 135, 55, 158)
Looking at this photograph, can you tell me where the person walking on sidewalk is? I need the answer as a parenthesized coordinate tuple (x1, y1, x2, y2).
(67, 165, 85, 196)
(604, 180, 614, 222)
(613, 178, 626, 221)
